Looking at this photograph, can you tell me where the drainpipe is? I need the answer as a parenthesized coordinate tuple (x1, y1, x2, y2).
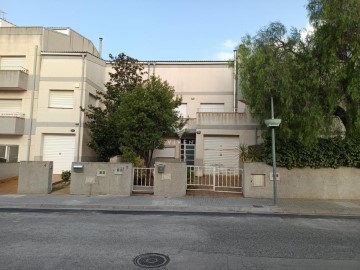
(152, 62, 156, 76)
(26, 45, 38, 161)
(147, 62, 150, 80)
(233, 49, 238, 112)
(76, 54, 86, 162)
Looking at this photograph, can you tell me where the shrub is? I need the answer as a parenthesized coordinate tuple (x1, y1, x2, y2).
(61, 170, 71, 182)
(264, 137, 360, 169)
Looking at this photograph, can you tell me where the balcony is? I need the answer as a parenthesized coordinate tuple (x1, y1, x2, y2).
(0, 70, 28, 91)
(197, 112, 247, 127)
(0, 112, 25, 135)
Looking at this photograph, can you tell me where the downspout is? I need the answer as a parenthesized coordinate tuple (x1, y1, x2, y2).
(147, 62, 150, 80)
(233, 49, 238, 112)
(26, 45, 38, 161)
(76, 54, 86, 162)
(152, 62, 156, 76)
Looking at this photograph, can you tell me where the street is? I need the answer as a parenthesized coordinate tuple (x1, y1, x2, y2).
(0, 210, 359, 269)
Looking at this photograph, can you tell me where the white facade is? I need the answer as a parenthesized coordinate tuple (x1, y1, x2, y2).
(0, 18, 260, 171)
(106, 61, 260, 167)
(0, 19, 105, 173)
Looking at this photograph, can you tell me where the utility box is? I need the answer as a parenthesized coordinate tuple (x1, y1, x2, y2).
(18, 161, 53, 194)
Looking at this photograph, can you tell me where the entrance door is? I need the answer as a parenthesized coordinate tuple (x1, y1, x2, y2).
(43, 135, 75, 174)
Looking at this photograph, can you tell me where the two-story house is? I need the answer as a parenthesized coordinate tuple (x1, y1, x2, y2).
(106, 61, 260, 168)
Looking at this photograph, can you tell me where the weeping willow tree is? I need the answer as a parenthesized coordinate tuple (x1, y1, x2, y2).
(238, 0, 360, 144)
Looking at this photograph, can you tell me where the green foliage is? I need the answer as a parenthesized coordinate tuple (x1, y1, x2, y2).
(61, 170, 71, 182)
(263, 138, 360, 169)
(116, 76, 185, 167)
(0, 157, 6, 163)
(239, 144, 266, 162)
(85, 53, 145, 161)
(85, 53, 184, 166)
(237, 0, 360, 144)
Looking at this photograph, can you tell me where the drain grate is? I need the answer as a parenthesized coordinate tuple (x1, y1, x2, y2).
(133, 253, 170, 268)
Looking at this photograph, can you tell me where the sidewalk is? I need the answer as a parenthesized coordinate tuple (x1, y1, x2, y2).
(0, 194, 359, 217)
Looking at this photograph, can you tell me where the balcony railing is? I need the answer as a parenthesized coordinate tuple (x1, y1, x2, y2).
(0, 112, 25, 118)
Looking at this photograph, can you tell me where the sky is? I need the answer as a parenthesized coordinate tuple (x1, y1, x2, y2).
(1, 0, 310, 61)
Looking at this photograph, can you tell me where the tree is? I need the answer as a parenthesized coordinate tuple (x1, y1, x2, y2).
(307, 0, 360, 139)
(116, 76, 185, 167)
(85, 53, 145, 161)
(237, 0, 360, 143)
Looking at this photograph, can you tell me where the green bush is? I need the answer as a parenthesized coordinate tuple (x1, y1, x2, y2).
(263, 137, 360, 169)
(0, 157, 6, 163)
(61, 170, 71, 182)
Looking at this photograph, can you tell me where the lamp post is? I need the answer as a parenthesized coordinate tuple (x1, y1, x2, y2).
(264, 94, 281, 205)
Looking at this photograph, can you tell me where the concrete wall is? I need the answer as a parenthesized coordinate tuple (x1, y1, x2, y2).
(70, 162, 133, 196)
(0, 162, 19, 180)
(243, 162, 360, 200)
(17, 161, 53, 194)
(154, 161, 187, 197)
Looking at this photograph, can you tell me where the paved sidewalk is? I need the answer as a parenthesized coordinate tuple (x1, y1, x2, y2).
(0, 194, 359, 217)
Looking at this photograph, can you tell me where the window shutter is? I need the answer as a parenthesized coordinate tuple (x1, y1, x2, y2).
(49, 90, 74, 108)
(0, 99, 22, 113)
(176, 103, 187, 118)
(199, 103, 225, 112)
(0, 57, 26, 70)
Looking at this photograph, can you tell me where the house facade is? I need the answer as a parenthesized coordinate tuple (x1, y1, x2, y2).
(1, 18, 259, 173)
(105, 61, 260, 168)
(0, 19, 106, 174)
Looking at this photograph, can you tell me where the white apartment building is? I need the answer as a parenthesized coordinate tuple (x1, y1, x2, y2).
(0, 19, 260, 173)
(0, 19, 105, 174)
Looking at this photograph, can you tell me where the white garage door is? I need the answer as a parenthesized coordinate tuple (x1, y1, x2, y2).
(204, 136, 239, 168)
(43, 135, 75, 174)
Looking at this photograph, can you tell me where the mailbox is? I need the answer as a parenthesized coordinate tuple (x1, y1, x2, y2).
(72, 162, 84, 171)
(157, 164, 165, 174)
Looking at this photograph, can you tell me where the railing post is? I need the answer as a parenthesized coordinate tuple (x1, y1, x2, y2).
(213, 167, 216, 191)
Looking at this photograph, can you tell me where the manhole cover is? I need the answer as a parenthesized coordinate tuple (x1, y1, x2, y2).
(133, 253, 170, 268)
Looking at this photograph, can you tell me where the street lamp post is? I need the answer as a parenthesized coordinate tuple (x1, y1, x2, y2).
(264, 94, 281, 205)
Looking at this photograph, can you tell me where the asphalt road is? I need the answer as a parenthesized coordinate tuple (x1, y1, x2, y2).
(0, 211, 359, 270)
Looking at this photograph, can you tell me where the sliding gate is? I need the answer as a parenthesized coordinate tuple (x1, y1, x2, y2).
(187, 166, 242, 193)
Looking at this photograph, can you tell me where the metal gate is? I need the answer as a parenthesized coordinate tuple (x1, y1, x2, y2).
(187, 165, 242, 193)
(133, 167, 154, 194)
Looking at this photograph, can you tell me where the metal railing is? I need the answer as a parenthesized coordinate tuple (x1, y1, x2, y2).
(133, 167, 154, 193)
(187, 165, 243, 193)
(0, 66, 28, 73)
(0, 112, 25, 118)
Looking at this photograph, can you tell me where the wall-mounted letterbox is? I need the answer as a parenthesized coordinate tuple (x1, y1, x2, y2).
(157, 164, 165, 174)
(73, 162, 84, 171)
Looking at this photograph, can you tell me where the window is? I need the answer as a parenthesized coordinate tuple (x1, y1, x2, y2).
(199, 103, 225, 112)
(0, 56, 26, 71)
(175, 103, 187, 118)
(0, 99, 22, 115)
(49, 90, 74, 109)
(0, 145, 19, 163)
(88, 93, 98, 107)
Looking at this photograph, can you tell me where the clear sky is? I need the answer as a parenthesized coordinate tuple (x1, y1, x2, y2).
(1, 0, 309, 61)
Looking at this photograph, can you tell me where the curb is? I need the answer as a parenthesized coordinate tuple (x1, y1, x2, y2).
(0, 204, 359, 218)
